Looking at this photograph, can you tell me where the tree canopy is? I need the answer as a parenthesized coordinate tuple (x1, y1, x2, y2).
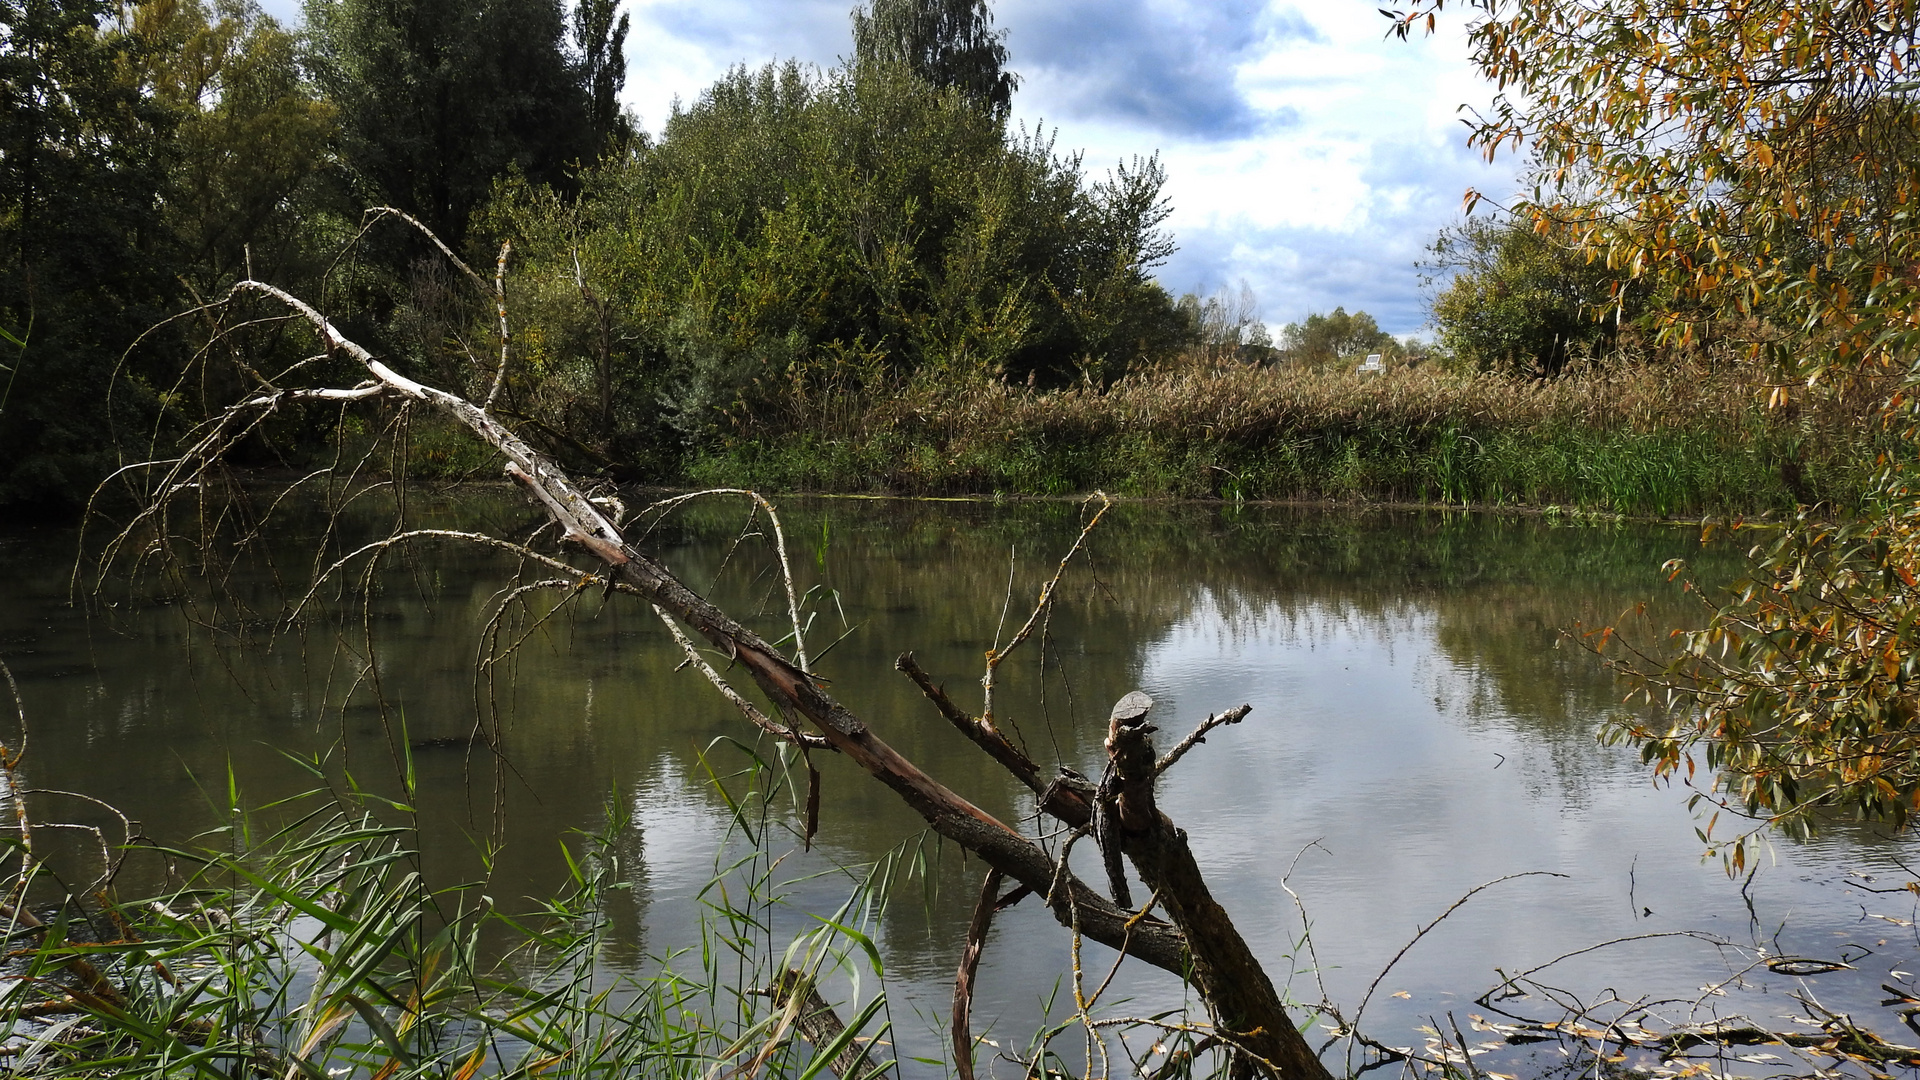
(1425, 216, 1638, 376)
(304, 0, 620, 246)
(851, 0, 1016, 116)
(0, 0, 177, 504)
(1278, 308, 1397, 369)
(480, 57, 1186, 469)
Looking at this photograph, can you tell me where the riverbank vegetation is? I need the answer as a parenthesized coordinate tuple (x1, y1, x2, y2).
(3, 0, 1886, 519)
(0, 655, 915, 1079)
(669, 360, 1883, 515)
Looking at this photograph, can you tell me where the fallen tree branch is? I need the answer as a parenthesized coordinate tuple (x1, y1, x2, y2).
(760, 969, 871, 1080)
(897, 652, 1041, 792)
(1156, 705, 1252, 776)
(156, 275, 1343, 1080)
(952, 868, 1002, 1080)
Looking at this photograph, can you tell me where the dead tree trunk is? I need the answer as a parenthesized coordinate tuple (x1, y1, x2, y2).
(1104, 692, 1330, 1080)
(174, 279, 1336, 1080)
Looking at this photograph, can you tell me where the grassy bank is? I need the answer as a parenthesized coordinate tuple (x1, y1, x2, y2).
(680, 363, 1889, 517)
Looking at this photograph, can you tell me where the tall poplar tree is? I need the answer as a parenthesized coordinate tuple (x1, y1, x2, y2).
(851, 0, 1015, 117)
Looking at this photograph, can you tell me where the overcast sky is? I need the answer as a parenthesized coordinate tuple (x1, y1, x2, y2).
(266, 0, 1519, 337)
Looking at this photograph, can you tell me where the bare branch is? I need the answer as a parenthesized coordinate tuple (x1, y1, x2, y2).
(1155, 705, 1253, 777)
(485, 240, 512, 410)
(898, 652, 1042, 793)
(980, 492, 1111, 727)
(643, 488, 812, 673)
(952, 867, 1002, 1080)
(651, 604, 831, 751)
(362, 206, 488, 290)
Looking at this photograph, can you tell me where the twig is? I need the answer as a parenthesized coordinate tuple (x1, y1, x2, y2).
(641, 488, 812, 673)
(898, 652, 1043, 794)
(1350, 871, 1567, 1039)
(1154, 705, 1252, 776)
(980, 492, 1111, 727)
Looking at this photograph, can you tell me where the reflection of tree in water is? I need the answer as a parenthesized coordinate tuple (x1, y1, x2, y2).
(2, 491, 1753, 984)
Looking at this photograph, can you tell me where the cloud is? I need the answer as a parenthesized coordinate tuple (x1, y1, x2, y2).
(1001, 0, 1317, 140)
(641, 0, 852, 67)
(1155, 128, 1510, 337)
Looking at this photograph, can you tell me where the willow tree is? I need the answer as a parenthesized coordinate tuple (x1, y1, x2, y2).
(1387, 0, 1920, 843)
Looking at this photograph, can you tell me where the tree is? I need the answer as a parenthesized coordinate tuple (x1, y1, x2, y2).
(1384, 0, 1920, 378)
(1175, 282, 1274, 363)
(1425, 216, 1638, 376)
(1277, 307, 1396, 369)
(0, 0, 178, 506)
(304, 0, 604, 248)
(142, 0, 338, 289)
(851, 0, 1016, 117)
(571, 0, 631, 152)
(477, 59, 1186, 465)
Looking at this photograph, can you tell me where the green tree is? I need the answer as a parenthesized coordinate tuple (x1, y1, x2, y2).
(1277, 307, 1396, 369)
(305, 0, 605, 247)
(571, 0, 631, 152)
(851, 0, 1016, 117)
(478, 58, 1184, 467)
(142, 0, 338, 288)
(0, 0, 178, 506)
(1425, 216, 1638, 376)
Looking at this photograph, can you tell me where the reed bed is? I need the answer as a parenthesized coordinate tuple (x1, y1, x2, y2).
(694, 361, 1890, 517)
(0, 742, 904, 1080)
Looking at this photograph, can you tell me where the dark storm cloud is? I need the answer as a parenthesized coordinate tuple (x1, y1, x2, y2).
(1000, 0, 1318, 140)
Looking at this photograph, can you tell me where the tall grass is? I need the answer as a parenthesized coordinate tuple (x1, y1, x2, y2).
(689, 360, 1889, 516)
(0, 741, 902, 1079)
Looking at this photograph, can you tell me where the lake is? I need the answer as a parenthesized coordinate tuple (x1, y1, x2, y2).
(4, 491, 1918, 1077)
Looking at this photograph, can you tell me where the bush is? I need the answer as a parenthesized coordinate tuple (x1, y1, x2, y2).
(477, 59, 1189, 471)
(1424, 217, 1643, 377)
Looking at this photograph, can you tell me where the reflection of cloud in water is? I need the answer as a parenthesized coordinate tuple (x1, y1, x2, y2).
(1122, 587, 1920, 1044)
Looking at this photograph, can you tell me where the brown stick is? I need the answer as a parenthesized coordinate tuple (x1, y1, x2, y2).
(953, 868, 1003, 1080)
(897, 652, 1095, 827)
(1156, 705, 1253, 776)
(898, 652, 1042, 792)
(1105, 693, 1334, 1080)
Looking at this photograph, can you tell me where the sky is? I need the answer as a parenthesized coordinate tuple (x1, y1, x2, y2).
(262, 0, 1521, 337)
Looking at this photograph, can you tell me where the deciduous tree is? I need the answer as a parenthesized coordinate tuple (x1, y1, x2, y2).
(851, 0, 1017, 117)
(0, 0, 177, 505)
(305, 0, 603, 247)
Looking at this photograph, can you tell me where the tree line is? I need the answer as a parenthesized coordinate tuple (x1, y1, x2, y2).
(1, 0, 1247, 504)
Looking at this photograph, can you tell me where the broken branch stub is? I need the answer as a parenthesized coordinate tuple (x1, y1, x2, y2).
(1104, 693, 1332, 1080)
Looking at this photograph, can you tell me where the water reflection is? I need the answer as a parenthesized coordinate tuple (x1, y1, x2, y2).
(4, 495, 1917, 1073)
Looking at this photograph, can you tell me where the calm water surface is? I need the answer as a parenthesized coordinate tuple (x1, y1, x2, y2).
(4, 494, 1918, 1074)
